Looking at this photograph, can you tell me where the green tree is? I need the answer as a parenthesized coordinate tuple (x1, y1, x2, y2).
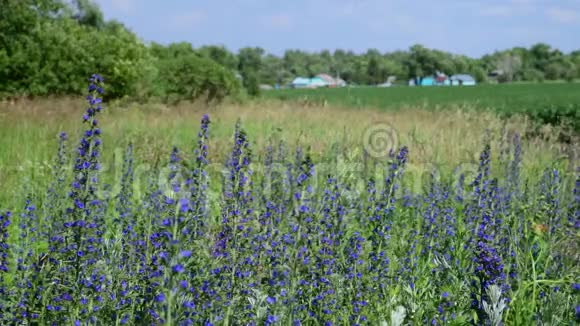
(150, 42, 196, 60)
(333, 49, 357, 82)
(71, 0, 105, 29)
(530, 43, 553, 71)
(242, 70, 260, 97)
(471, 66, 488, 83)
(197, 45, 238, 70)
(283, 50, 308, 76)
(570, 51, 580, 79)
(0, 0, 149, 98)
(495, 52, 522, 82)
(520, 68, 545, 82)
(155, 53, 240, 102)
(260, 54, 287, 86)
(545, 58, 576, 81)
(0, 0, 65, 94)
(238, 47, 264, 72)
(407, 44, 438, 78)
(238, 47, 264, 96)
(367, 56, 380, 84)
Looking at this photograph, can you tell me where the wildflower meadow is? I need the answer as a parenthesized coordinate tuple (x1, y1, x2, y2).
(0, 75, 578, 325)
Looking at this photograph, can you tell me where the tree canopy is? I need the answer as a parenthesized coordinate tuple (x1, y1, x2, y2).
(0, 0, 578, 100)
(0, 0, 239, 101)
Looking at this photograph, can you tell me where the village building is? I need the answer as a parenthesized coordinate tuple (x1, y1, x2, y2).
(290, 74, 346, 88)
(450, 74, 477, 86)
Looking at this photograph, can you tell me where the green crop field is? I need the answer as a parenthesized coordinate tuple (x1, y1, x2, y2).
(265, 83, 580, 131)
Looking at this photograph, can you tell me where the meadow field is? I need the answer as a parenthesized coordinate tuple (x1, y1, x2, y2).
(1, 95, 574, 208)
(0, 77, 578, 325)
(265, 83, 580, 132)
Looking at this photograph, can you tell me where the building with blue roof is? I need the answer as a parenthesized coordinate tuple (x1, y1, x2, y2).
(290, 76, 328, 88)
(450, 74, 476, 86)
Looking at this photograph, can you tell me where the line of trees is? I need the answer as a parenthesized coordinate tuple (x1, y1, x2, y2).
(1, 0, 579, 100)
(252, 44, 580, 86)
(0, 0, 241, 101)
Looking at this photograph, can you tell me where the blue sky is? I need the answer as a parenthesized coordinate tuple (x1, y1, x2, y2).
(93, 0, 580, 57)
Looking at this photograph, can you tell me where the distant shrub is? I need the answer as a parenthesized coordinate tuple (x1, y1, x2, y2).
(528, 104, 580, 132)
(154, 54, 241, 103)
(520, 68, 545, 83)
(0, 16, 149, 98)
(241, 70, 261, 97)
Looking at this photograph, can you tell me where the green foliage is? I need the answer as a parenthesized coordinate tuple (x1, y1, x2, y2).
(154, 53, 241, 103)
(472, 67, 488, 83)
(238, 47, 264, 95)
(523, 103, 580, 133)
(488, 44, 579, 83)
(0, 1, 239, 101)
(265, 44, 579, 87)
(94, 22, 152, 99)
(1, 0, 579, 100)
(70, 0, 106, 29)
(520, 68, 545, 82)
(0, 0, 148, 98)
(197, 45, 238, 70)
(238, 47, 264, 72)
(259, 54, 288, 85)
(150, 42, 196, 60)
(29, 19, 149, 98)
(242, 70, 261, 97)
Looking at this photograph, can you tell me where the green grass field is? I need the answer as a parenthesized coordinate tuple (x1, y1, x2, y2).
(0, 97, 574, 209)
(265, 83, 580, 131)
(0, 91, 578, 324)
(0, 83, 578, 324)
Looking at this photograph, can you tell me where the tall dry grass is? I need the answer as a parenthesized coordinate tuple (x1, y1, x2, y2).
(0, 97, 576, 207)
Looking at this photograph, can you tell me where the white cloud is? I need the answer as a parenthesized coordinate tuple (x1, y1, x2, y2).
(261, 14, 293, 29)
(510, 0, 534, 4)
(171, 11, 207, 28)
(478, 0, 538, 18)
(333, 3, 356, 17)
(480, 6, 514, 17)
(547, 7, 579, 24)
(367, 14, 417, 34)
(109, 0, 136, 13)
(308, 0, 389, 20)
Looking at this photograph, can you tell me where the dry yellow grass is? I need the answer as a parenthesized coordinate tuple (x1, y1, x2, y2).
(0, 97, 573, 163)
(0, 97, 576, 206)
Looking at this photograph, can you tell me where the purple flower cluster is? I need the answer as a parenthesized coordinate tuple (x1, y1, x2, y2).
(0, 211, 10, 322)
(0, 75, 577, 325)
